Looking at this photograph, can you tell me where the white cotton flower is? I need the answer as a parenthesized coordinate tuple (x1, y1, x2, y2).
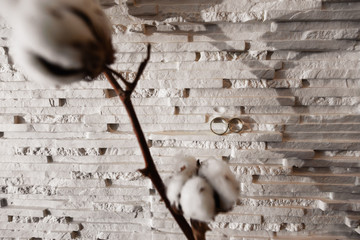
(5, 0, 114, 86)
(180, 176, 215, 222)
(174, 155, 198, 174)
(166, 173, 190, 210)
(165, 155, 197, 210)
(198, 158, 239, 212)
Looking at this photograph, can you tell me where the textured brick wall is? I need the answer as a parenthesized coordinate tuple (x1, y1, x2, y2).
(0, 0, 360, 239)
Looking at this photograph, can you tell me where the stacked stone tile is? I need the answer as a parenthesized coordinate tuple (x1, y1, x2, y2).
(0, 0, 359, 239)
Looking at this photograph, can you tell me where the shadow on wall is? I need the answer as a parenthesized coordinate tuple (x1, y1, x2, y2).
(125, 0, 360, 238)
(126, 0, 235, 49)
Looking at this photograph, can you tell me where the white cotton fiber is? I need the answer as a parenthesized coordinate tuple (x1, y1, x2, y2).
(180, 176, 215, 222)
(166, 173, 190, 210)
(165, 155, 197, 210)
(9, 0, 114, 86)
(198, 158, 239, 212)
(174, 155, 198, 174)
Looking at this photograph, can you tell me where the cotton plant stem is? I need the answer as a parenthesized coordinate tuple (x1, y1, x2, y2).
(103, 69, 196, 240)
(191, 219, 210, 240)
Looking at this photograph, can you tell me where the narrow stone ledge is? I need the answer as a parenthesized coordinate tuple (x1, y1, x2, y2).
(301, 157, 360, 168)
(13, 147, 107, 157)
(250, 182, 359, 195)
(149, 131, 283, 142)
(285, 123, 360, 132)
(268, 140, 360, 151)
(284, 132, 360, 141)
(0, 206, 49, 218)
(146, 41, 246, 52)
(171, 96, 295, 107)
(268, 9, 360, 21)
(0, 229, 72, 239)
(317, 199, 360, 212)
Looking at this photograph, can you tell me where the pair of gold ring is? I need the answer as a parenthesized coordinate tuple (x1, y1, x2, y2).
(210, 117, 245, 135)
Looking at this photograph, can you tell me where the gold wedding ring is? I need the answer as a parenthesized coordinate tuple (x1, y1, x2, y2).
(210, 117, 244, 135)
(210, 117, 228, 135)
(228, 118, 244, 133)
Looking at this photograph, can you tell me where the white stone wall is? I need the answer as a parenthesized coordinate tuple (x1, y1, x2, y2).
(0, 0, 360, 239)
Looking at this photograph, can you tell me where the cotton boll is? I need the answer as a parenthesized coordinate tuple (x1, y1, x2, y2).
(165, 155, 197, 210)
(165, 173, 190, 210)
(199, 158, 239, 212)
(10, 0, 114, 86)
(180, 176, 215, 222)
(174, 155, 198, 174)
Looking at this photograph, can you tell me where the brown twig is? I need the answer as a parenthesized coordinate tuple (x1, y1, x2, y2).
(190, 219, 211, 240)
(103, 44, 197, 240)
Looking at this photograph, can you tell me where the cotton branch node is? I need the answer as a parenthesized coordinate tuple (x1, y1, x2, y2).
(104, 44, 151, 100)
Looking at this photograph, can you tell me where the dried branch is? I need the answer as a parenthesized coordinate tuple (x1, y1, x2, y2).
(190, 219, 211, 240)
(103, 44, 198, 240)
